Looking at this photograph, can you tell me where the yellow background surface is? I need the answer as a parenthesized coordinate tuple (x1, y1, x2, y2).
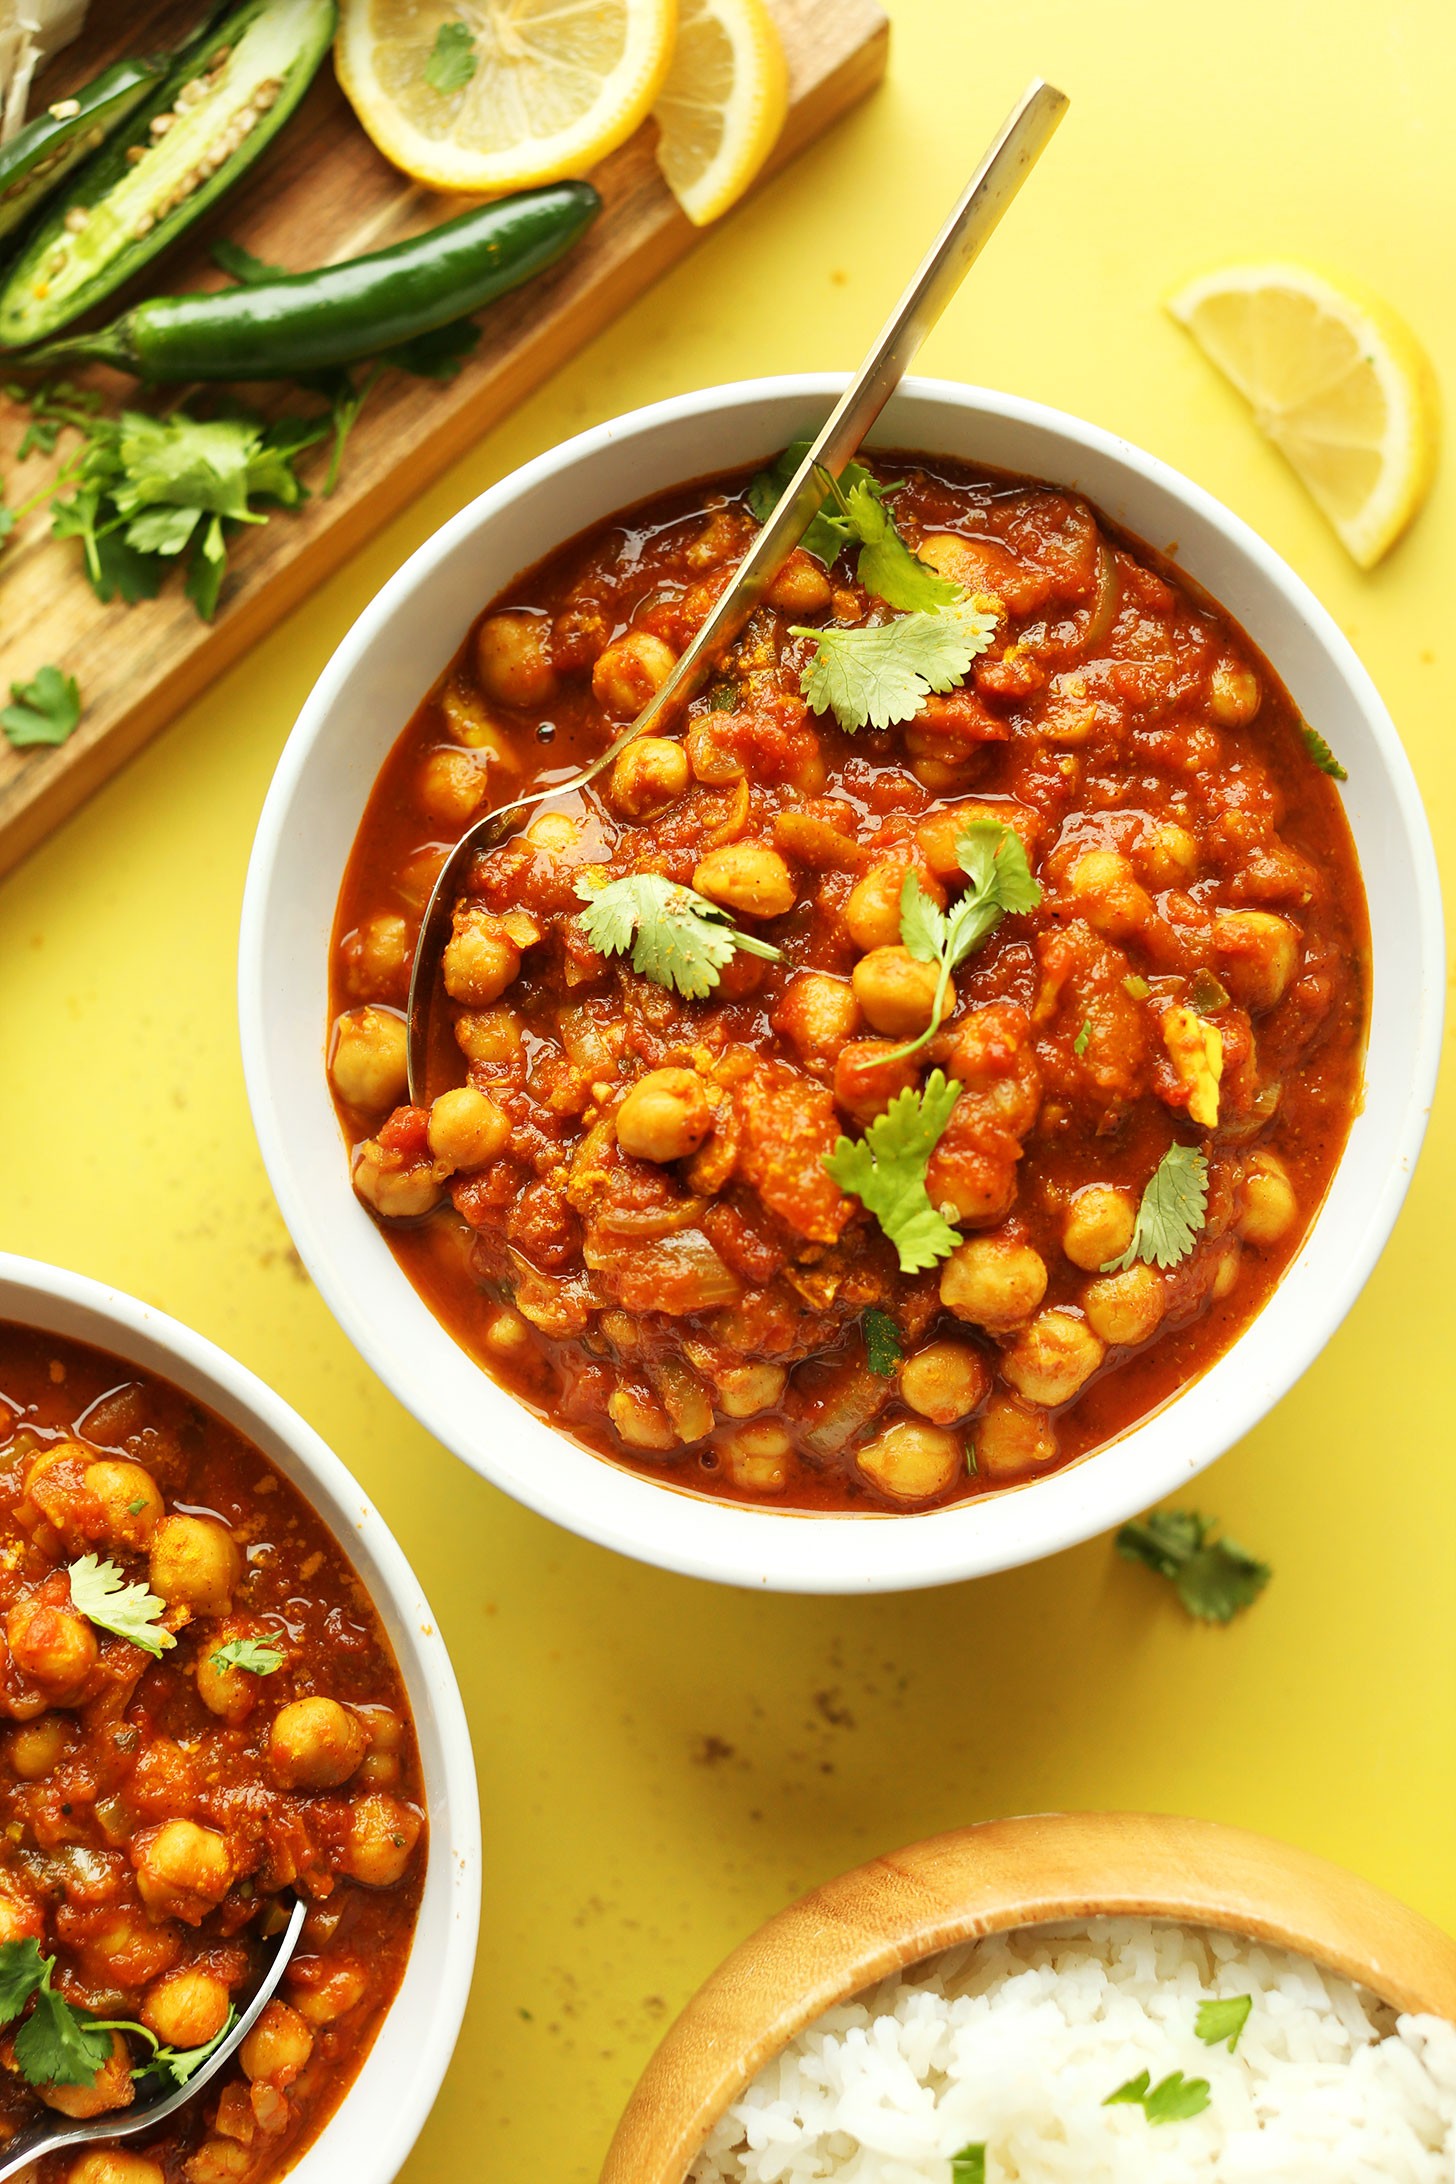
(2, 1, 1454, 2175)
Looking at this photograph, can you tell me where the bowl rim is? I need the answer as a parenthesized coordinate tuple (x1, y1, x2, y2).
(599, 1810, 1456, 2184)
(0, 1251, 482, 2184)
(239, 370, 1445, 1596)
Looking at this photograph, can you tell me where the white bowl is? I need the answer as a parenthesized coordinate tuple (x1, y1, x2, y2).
(0, 1253, 480, 2183)
(239, 374, 1444, 1597)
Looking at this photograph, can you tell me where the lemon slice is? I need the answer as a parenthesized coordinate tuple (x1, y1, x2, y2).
(1166, 262, 1440, 568)
(336, 0, 677, 193)
(652, 0, 787, 226)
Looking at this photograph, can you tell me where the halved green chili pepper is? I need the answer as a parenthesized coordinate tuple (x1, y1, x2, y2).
(0, 0, 336, 350)
(16, 184, 604, 381)
(0, 54, 171, 249)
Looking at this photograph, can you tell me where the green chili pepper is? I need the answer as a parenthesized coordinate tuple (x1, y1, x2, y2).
(16, 184, 604, 381)
(0, 54, 171, 249)
(0, 0, 336, 350)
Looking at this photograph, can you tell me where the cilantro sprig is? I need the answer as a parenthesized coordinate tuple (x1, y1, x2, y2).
(210, 1637, 284, 1677)
(577, 873, 783, 1001)
(1102, 1143, 1208, 1272)
(1, 665, 80, 749)
(67, 1554, 175, 1659)
(746, 440, 894, 569)
(822, 1070, 962, 1273)
(0, 1939, 233, 2090)
(792, 599, 999, 733)
(1117, 1508, 1272, 1623)
(1196, 1994, 1252, 2051)
(1104, 2068, 1211, 2124)
(887, 822, 1041, 1064)
(862, 1308, 903, 1377)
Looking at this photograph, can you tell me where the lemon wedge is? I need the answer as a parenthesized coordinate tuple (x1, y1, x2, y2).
(1166, 261, 1440, 568)
(652, 0, 787, 226)
(336, 0, 677, 194)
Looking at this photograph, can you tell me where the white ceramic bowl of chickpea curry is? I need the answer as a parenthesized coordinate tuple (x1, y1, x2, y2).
(240, 374, 1443, 1594)
(0, 1254, 479, 2184)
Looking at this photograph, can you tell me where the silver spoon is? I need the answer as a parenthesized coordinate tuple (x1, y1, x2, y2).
(0, 1897, 307, 2181)
(405, 76, 1069, 1100)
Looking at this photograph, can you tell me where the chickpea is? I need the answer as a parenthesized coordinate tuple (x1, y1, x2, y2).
(774, 972, 861, 1069)
(1209, 658, 1262, 726)
(291, 1955, 370, 2022)
(426, 1086, 509, 1174)
(852, 947, 950, 1038)
(940, 1234, 1047, 1332)
(41, 2034, 133, 2118)
(1067, 849, 1153, 941)
(525, 811, 582, 856)
(693, 840, 796, 920)
(1062, 1185, 1136, 1272)
(329, 1007, 408, 1113)
(1238, 1149, 1298, 1247)
(416, 745, 487, 824)
(973, 1393, 1058, 1478)
(916, 531, 998, 589)
(615, 1068, 712, 1163)
(900, 1341, 990, 1426)
(766, 549, 832, 616)
(342, 1793, 423, 1888)
(476, 610, 558, 710)
(82, 1907, 179, 1987)
(143, 1967, 231, 2049)
(483, 1305, 531, 1359)
(844, 862, 943, 952)
(1083, 1262, 1165, 1346)
(609, 736, 690, 818)
(150, 1514, 240, 1616)
(1001, 1309, 1106, 1406)
(713, 1362, 787, 1419)
(1135, 822, 1198, 889)
(592, 629, 677, 718)
(857, 1420, 962, 1503)
(344, 912, 411, 999)
(134, 1820, 232, 1921)
(718, 1421, 792, 1495)
(269, 1696, 367, 1790)
(68, 2155, 165, 2184)
(1213, 909, 1299, 1013)
(242, 1999, 314, 2085)
(8, 1713, 67, 1779)
(442, 907, 522, 1009)
(352, 1143, 443, 1221)
(916, 800, 1034, 881)
(84, 1460, 164, 1554)
(195, 1641, 258, 1726)
(607, 1387, 678, 1453)
(8, 1596, 96, 1696)
(186, 2144, 250, 2183)
(834, 1039, 920, 1124)
(454, 1004, 522, 1069)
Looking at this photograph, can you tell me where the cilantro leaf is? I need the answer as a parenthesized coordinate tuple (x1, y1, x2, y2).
(884, 822, 1042, 1065)
(1300, 721, 1347, 781)
(1073, 1018, 1092, 1055)
(185, 513, 228, 622)
(13, 1962, 111, 2088)
(822, 1070, 962, 1273)
(577, 873, 782, 1001)
(426, 20, 478, 93)
(0, 1939, 46, 2024)
(840, 479, 962, 611)
(745, 439, 887, 568)
(862, 1308, 903, 1377)
(67, 1554, 176, 1658)
(1104, 2069, 1211, 2125)
(1, 665, 80, 749)
(793, 601, 998, 732)
(210, 1638, 284, 1677)
(950, 2149, 986, 2184)
(1116, 1507, 1272, 1623)
(1195, 1995, 1252, 2051)
(211, 238, 289, 285)
(1101, 1142, 1208, 1272)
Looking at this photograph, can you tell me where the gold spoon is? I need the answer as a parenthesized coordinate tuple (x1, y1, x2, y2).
(405, 76, 1069, 1100)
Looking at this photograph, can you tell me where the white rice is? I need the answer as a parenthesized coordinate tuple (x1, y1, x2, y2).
(689, 1920, 1456, 2183)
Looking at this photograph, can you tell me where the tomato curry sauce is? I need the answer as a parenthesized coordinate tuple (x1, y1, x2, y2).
(329, 452, 1368, 1515)
(0, 1325, 424, 2183)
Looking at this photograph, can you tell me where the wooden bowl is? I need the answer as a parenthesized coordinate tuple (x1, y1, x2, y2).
(601, 1811, 1456, 2184)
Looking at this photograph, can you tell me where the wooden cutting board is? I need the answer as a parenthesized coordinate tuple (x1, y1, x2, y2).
(0, 0, 888, 877)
